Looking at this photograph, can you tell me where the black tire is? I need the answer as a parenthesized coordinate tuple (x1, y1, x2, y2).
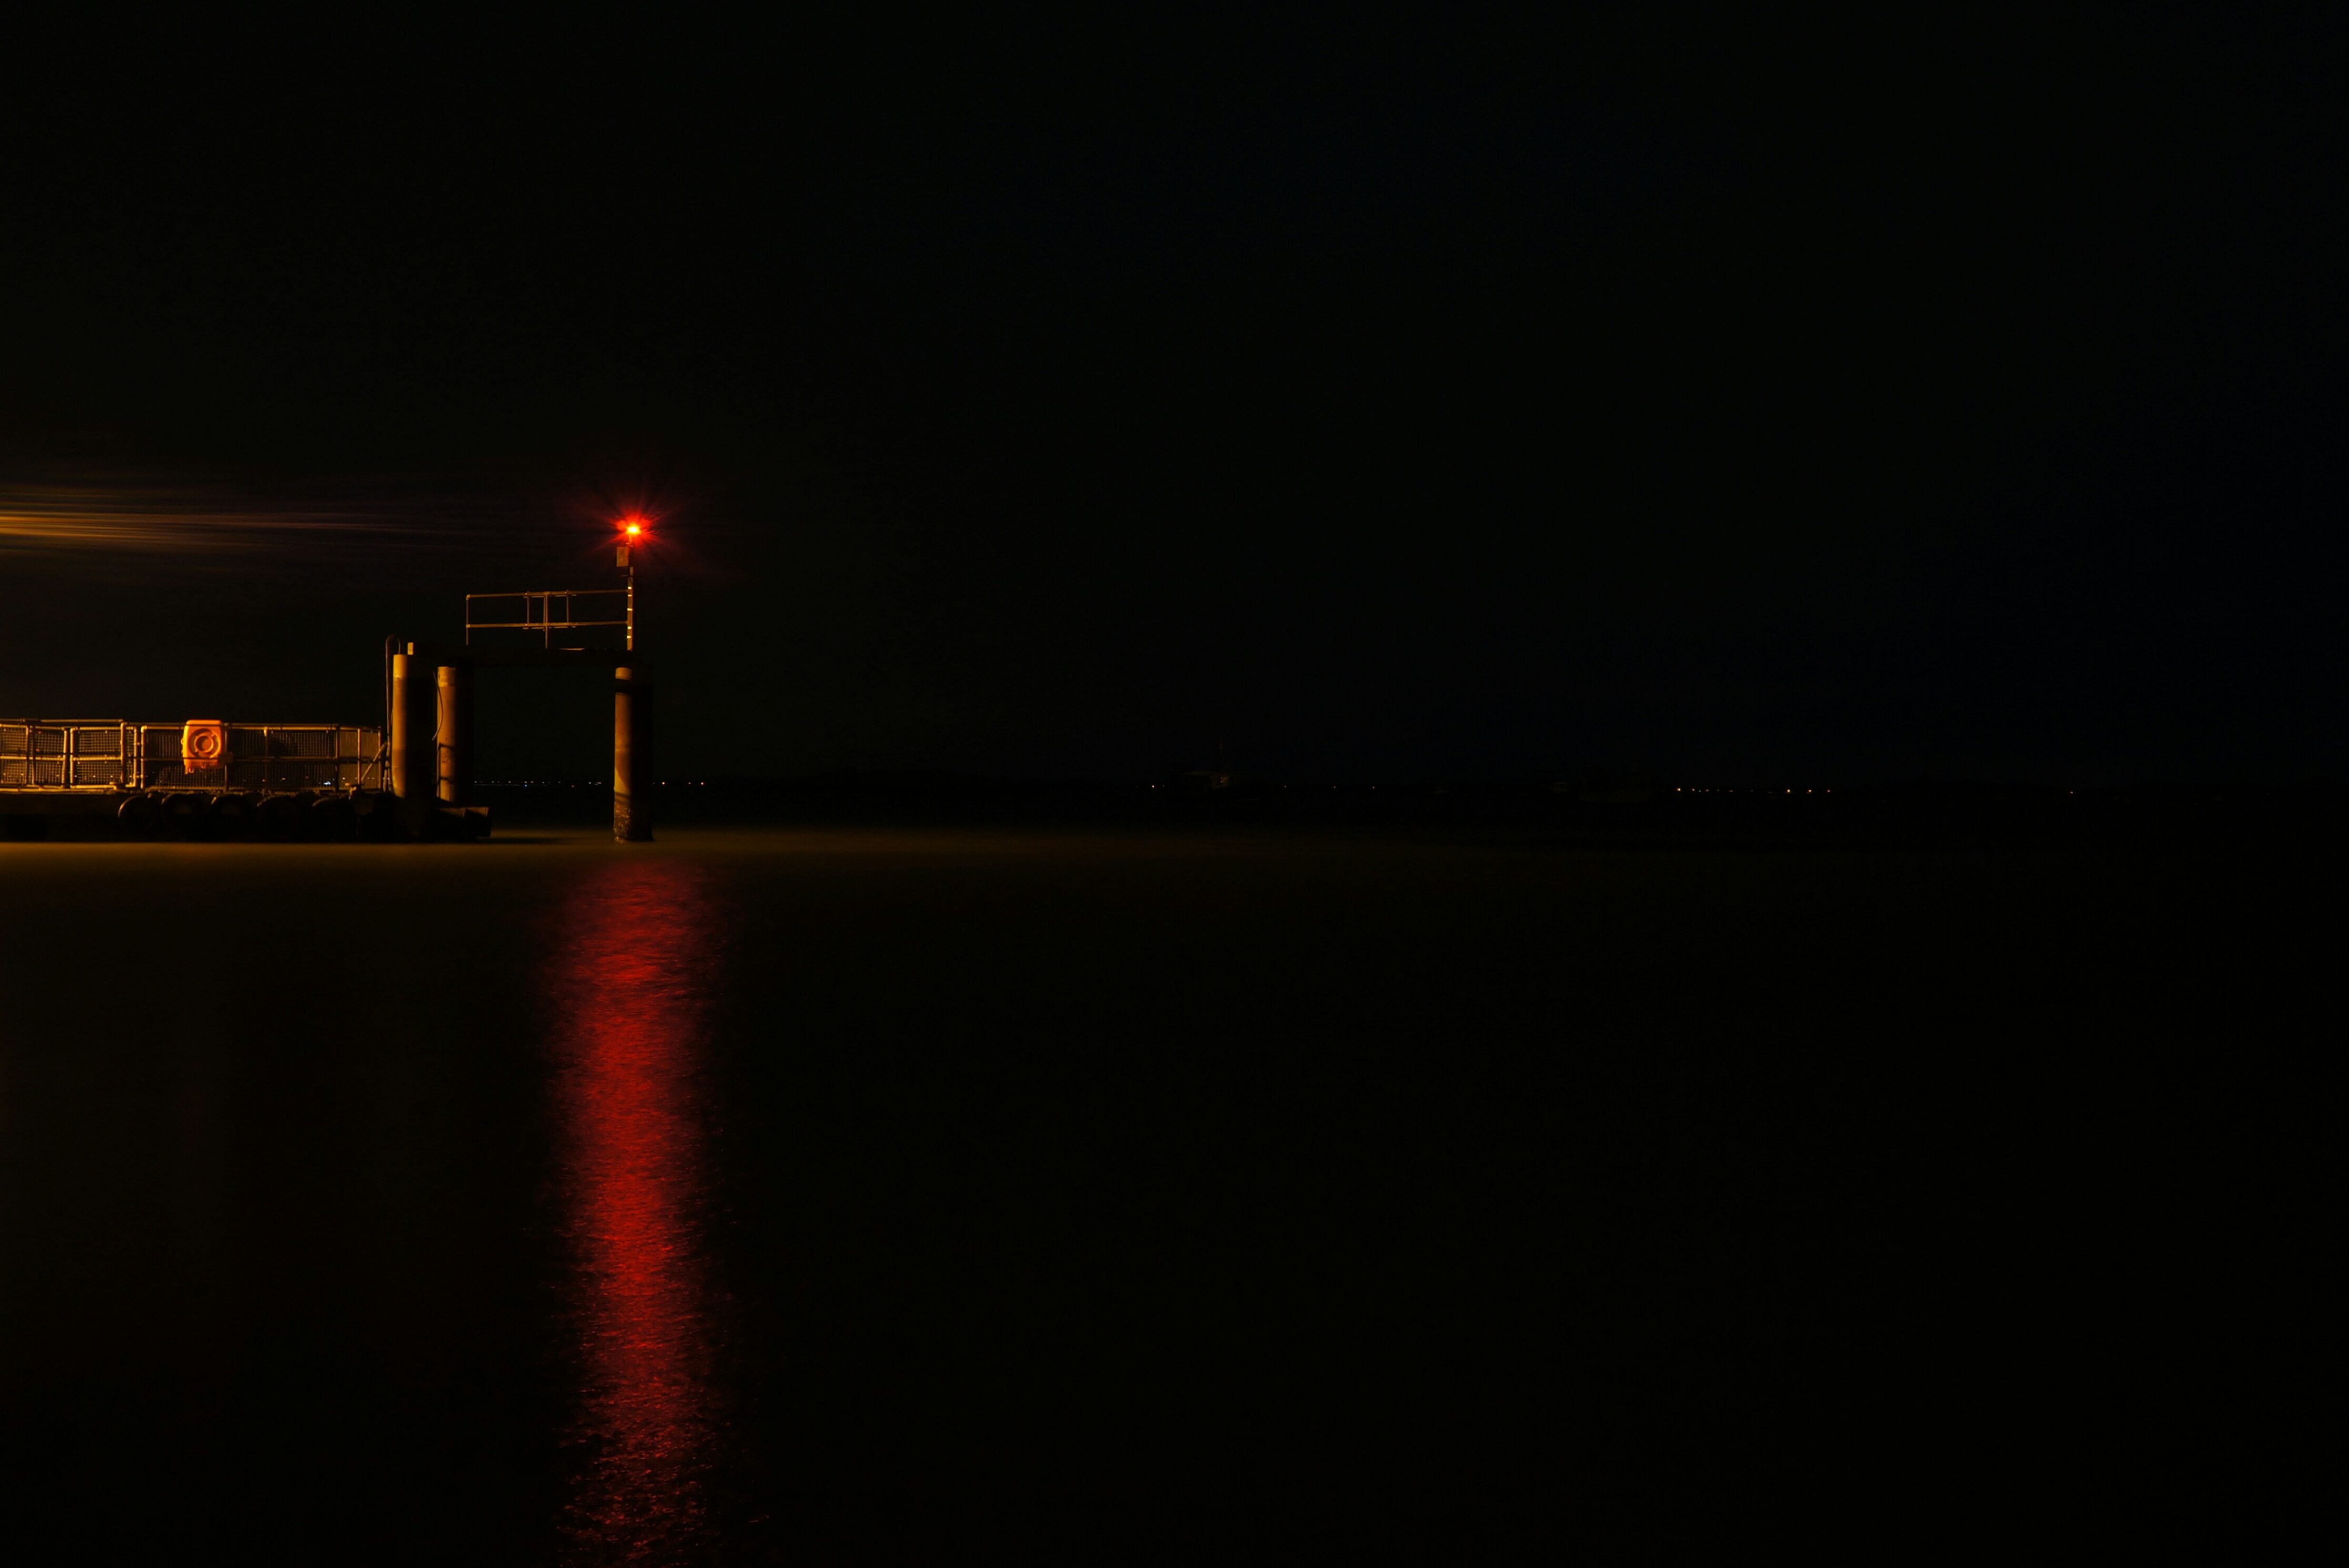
(255, 794, 305, 841)
(311, 795, 358, 843)
(162, 793, 206, 839)
(204, 794, 256, 840)
(117, 794, 161, 839)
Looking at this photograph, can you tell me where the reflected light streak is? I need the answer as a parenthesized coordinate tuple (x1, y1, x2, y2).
(547, 858, 727, 1561)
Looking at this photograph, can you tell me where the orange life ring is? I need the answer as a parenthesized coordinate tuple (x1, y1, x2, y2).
(182, 720, 226, 771)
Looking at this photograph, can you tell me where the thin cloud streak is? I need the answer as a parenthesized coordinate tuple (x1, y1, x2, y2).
(0, 480, 472, 556)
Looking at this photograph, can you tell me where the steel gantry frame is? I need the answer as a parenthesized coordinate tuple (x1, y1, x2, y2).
(463, 588, 632, 650)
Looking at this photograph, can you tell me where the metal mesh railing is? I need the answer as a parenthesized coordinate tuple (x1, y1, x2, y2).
(1, 723, 383, 793)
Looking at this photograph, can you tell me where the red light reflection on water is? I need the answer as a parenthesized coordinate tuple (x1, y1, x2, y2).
(546, 857, 725, 1561)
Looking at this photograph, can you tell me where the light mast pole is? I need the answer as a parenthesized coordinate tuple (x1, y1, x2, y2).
(618, 520, 641, 650)
(613, 521, 651, 840)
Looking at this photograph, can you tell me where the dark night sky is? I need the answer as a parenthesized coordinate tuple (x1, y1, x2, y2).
(3, 14, 2344, 785)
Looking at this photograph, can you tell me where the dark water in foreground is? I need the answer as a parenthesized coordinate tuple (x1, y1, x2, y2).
(0, 829, 2326, 1559)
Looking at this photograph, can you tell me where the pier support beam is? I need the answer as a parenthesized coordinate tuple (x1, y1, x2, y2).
(436, 662, 472, 806)
(613, 664, 653, 843)
(390, 650, 428, 800)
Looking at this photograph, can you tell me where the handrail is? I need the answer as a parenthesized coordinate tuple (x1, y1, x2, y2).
(464, 589, 629, 647)
(0, 721, 382, 793)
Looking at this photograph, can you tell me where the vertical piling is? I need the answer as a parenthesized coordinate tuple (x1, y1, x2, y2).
(436, 662, 472, 806)
(613, 664, 653, 842)
(391, 649, 424, 799)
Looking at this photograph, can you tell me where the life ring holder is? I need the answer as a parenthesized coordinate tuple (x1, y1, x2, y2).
(182, 719, 226, 774)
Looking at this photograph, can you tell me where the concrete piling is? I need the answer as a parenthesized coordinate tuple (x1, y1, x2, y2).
(613, 664, 653, 842)
(391, 650, 426, 800)
(436, 662, 472, 806)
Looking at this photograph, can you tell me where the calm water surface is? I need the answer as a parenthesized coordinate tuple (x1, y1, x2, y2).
(0, 828, 2325, 1559)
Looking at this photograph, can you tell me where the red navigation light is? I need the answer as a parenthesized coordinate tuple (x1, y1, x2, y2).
(625, 522, 643, 537)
